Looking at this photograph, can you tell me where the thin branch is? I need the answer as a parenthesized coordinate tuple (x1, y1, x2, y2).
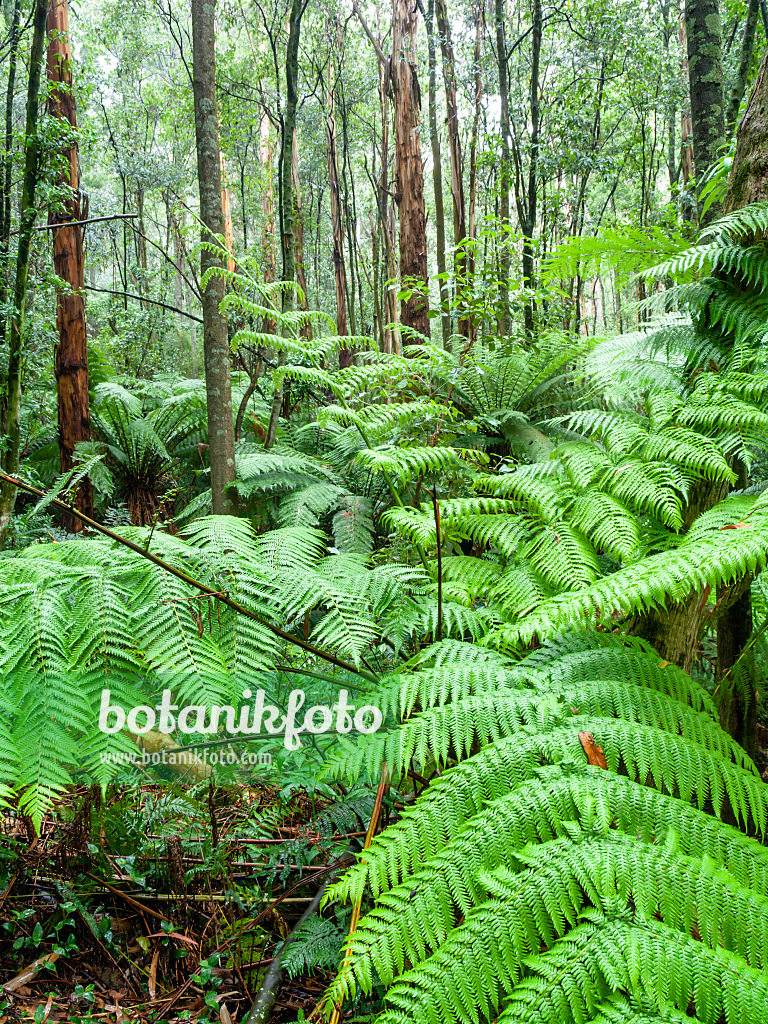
(128, 220, 201, 299)
(10, 213, 138, 236)
(82, 285, 203, 322)
(0, 470, 377, 681)
(351, 0, 387, 66)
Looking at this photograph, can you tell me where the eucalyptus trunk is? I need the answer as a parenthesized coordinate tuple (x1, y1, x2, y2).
(426, 0, 449, 346)
(191, 0, 237, 513)
(435, 0, 469, 340)
(392, 0, 430, 338)
(325, 48, 350, 364)
(495, 0, 511, 335)
(265, 0, 304, 449)
(48, 0, 93, 530)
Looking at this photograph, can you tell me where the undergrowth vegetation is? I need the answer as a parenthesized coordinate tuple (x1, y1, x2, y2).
(4, 202, 768, 1022)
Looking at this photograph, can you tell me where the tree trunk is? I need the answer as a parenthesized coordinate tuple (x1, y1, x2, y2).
(220, 154, 236, 274)
(325, 37, 350, 364)
(713, 52, 768, 753)
(48, 0, 93, 530)
(495, 0, 511, 336)
(629, 479, 728, 671)
(426, 0, 449, 346)
(435, 0, 468, 339)
(392, 0, 430, 338)
(723, 53, 768, 213)
(259, 113, 277, 334)
(191, 0, 237, 515)
(265, 0, 303, 450)
(291, 128, 310, 331)
(685, 0, 725, 223)
(680, 15, 696, 191)
(0, 0, 22, 389)
(725, 0, 760, 133)
(0, 0, 48, 545)
(467, 8, 482, 291)
(521, 0, 542, 337)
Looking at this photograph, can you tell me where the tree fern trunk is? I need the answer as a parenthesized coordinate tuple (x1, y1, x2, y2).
(629, 479, 728, 672)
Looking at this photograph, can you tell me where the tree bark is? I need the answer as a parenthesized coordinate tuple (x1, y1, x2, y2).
(426, 0, 449, 346)
(191, 0, 237, 514)
(467, 8, 482, 291)
(435, 0, 468, 339)
(495, 0, 511, 335)
(259, 113, 277, 334)
(391, 0, 430, 338)
(265, 0, 304, 449)
(325, 35, 350, 363)
(725, 0, 760, 133)
(48, 0, 93, 530)
(685, 0, 725, 223)
(713, 53, 768, 753)
(521, 0, 541, 337)
(0, 0, 21, 386)
(291, 129, 310, 329)
(680, 14, 696, 191)
(723, 53, 768, 213)
(0, 0, 48, 544)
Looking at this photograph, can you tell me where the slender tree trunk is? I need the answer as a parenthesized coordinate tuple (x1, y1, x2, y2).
(265, 0, 303, 450)
(680, 14, 696, 192)
(725, 0, 759, 132)
(392, 0, 430, 338)
(467, 7, 482, 289)
(291, 129, 310, 326)
(495, 0, 511, 335)
(426, 0, 449, 346)
(377, 6, 400, 353)
(191, 0, 237, 514)
(0, 0, 21, 393)
(435, 0, 468, 340)
(325, 46, 350, 363)
(260, 113, 277, 334)
(0, 0, 48, 543)
(48, 0, 93, 529)
(685, 0, 725, 223)
(521, 0, 542, 337)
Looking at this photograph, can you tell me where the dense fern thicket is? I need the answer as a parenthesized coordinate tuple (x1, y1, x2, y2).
(322, 635, 768, 1024)
(4, 205, 768, 1021)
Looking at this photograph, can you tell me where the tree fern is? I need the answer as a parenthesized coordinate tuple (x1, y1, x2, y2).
(321, 634, 768, 1024)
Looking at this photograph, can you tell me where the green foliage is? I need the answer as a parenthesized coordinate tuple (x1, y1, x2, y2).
(322, 634, 768, 1024)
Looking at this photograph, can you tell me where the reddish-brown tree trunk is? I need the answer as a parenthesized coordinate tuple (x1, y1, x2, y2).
(48, 0, 93, 529)
(392, 0, 430, 339)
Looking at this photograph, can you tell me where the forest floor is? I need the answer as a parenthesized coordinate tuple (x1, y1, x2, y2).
(0, 778, 378, 1023)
